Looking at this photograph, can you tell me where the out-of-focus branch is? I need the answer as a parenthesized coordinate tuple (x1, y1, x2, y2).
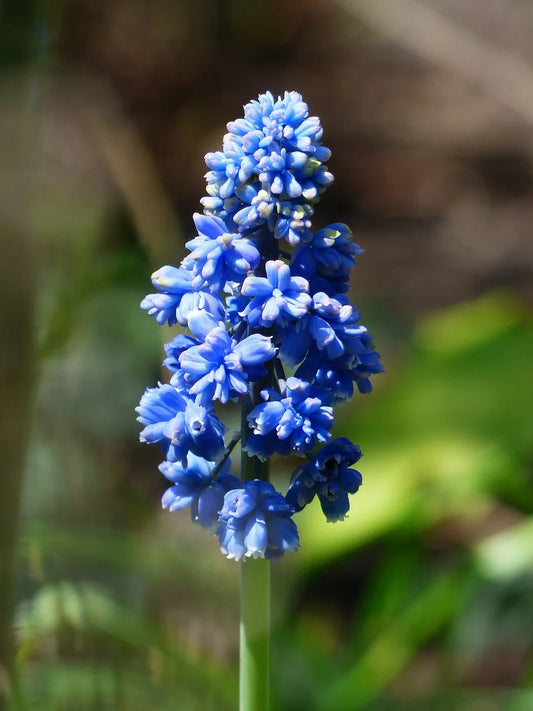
(0, 93, 37, 711)
(336, 0, 533, 128)
(80, 83, 184, 267)
(0, 2, 46, 708)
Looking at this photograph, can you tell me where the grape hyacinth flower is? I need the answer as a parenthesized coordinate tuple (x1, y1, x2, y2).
(136, 91, 382, 711)
(183, 213, 261, 290)
(240, 260, 311, 328)
(245, 377, 333, 459)
(217, 480, 299, 561)
(160, 453, 241, 532)
(137, 383, 225, 466)
(286, 437, 363, 522)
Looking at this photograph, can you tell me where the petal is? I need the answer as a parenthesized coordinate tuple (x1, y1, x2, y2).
(241, 276, 273, 297)
(193, 212, 226, 238)
(244, 516, 268, 558)
(267, 517, 299, 554)
(249, 401, 286, 435)
(277, 262, 292, 292)
(196, 485, 225, 532)
(162, 486, 196, 511)
(234, 334, 276, 366)
(261, 297, 281, 325)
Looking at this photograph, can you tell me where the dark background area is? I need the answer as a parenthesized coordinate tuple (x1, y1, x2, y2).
(1, 1, 532, 709)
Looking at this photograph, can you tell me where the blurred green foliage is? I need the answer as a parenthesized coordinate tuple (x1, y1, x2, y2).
(11, 284, 533, 710)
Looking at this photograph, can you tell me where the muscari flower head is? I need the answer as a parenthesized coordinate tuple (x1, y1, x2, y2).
(217, 479, 300, 561)
(286, 437, 363, 522)
(138, 90, 382, 559)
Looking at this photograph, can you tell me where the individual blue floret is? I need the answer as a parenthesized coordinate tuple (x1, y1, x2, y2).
(295, 335, 383, 402)
(183, 213, 260, 289)
(136, 383, 225, 466)
(245, 376, 333, 459)
(293, 223, 362, 275)
(217, 479, 300, 560)
(286, 437, 363, 522)
(240, 260, 311, 328)
(160, 453, 240, 532)
(278, 293, 367, 366)
(176, 310, 276, 406)
(162, 334, 199, 373)
(141, 265, 225, 327)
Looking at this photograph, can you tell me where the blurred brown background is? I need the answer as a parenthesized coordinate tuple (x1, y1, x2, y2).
(1, 1, 532, 710)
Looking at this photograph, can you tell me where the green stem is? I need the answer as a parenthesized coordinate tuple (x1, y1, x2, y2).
(239, 223, 277, 711)
(240, 558, 271, 711)
(240, 379, 271, 710)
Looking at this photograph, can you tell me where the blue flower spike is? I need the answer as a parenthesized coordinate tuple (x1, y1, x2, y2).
(137, 91, 382, 560)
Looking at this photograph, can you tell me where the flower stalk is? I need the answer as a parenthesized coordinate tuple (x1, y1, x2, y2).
(239, 370, 272, 710)
(136, 90, 382, 710)
(240, 557, 270, 711)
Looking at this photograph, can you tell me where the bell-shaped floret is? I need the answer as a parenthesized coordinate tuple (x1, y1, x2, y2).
(141, 265, 225, 327)
(286, 437, 363, 522)
(245, 377, 333, 459)
(240, 260, 311, 328)
(162, 334, 199, 373)
(136, 383, 225, 467)
(217, 479, 299, 560)
(177, 310, 277, 406)
(160, 453, 240, 532)
(183, 213, 260, 290)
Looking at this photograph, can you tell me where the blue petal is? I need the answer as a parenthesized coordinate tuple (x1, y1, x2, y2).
(193, 212, 226, 239)
(162, 486, 196, 511)
(244, 516, 268, 558)
(248, 401, 286, 435)
(196, 485, 225, 532)
(234, 334, 275, 366)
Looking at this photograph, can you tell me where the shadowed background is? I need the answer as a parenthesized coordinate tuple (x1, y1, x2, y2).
(1, 1, 532, 709)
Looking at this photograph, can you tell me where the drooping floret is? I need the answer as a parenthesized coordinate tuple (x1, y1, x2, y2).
(245, 377, 333, 459)
(217, 479, 300, 560)
(176, 310, 276, 406)
(141, 265, 225, 327)
(160, 453, 240, 532)
(136, 383, 225, 467)
(286, 438, 363, 522)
